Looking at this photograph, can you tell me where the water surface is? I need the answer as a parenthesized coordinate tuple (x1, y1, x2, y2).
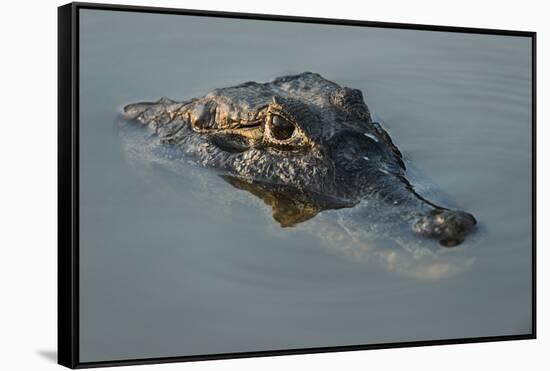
(79, 10, 533, 362)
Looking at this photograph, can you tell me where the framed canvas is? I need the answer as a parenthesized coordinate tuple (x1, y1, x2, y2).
(58, 2, 536, 368)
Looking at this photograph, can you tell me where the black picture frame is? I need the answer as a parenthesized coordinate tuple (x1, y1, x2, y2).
(58, 2, 537, 369)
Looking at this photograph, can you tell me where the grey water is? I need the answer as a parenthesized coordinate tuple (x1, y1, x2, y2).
(78, 10, 533, 362)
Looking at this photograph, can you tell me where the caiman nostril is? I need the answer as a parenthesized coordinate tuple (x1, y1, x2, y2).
(412, 209, 477, 247)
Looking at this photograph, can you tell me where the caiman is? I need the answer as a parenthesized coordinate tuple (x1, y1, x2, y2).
(123, 72, 476, 246)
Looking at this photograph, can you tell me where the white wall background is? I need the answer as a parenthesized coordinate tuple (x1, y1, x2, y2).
(0, 0, 545, 369)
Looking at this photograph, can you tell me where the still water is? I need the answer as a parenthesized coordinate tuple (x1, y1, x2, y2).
(78, 10, 532, 362)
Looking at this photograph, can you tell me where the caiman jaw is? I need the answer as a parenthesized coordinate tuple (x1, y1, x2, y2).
(360, 171, 477, 247)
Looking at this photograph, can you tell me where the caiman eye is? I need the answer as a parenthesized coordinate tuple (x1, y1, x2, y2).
(270, 115, 295, 140)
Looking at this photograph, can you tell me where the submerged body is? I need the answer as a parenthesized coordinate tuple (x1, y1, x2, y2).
(123, 72, 476, 246)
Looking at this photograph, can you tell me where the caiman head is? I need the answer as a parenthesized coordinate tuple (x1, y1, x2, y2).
(123, 72, 476, 246)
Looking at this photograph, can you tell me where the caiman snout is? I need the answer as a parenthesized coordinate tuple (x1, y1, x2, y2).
(412, 209, 477, 247)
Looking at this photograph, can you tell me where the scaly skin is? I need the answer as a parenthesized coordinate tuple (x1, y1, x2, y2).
(123, 72, 476, 246)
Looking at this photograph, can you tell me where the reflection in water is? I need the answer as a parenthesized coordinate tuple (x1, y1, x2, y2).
(221, 175, 346, 227)
(118, 117, 478, 280)
(300, 208, 477, 280)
